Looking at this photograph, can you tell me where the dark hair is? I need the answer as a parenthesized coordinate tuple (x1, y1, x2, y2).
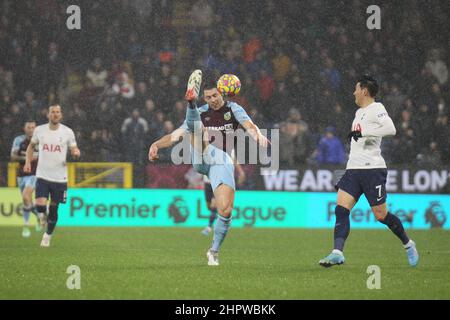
(202, 78, 218, 91)
(357, 74, 379, 97)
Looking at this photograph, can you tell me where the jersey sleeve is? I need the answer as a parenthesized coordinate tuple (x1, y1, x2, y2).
(67, 128, 77, 148)
(11, 136, 22, 154)
(362, 103, 396, 138)
(230, 103, 251, 125)
(31, 127, 40, 145)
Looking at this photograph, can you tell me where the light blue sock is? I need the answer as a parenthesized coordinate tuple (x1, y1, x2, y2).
(211, 214, 231, 252)
(185, 102, 202, 133)
(23, 205, 31, 225)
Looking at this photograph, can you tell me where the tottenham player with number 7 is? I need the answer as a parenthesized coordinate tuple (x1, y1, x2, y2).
(24, 105, 80, 247)
(319, 75, 419, 267)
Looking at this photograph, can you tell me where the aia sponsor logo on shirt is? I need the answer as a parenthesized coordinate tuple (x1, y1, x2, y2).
(353, 123, 362, 132)
(43, 144, 62, 152)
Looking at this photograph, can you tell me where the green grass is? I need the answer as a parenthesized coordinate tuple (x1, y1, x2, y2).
(0, 227, 449, 299)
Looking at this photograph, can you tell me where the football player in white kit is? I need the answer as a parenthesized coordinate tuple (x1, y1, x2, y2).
(319, 75, 419, 267)
(24, 105, 80, 247)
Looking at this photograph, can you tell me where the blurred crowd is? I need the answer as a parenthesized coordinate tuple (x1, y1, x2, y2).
(0, 0, 448, 168)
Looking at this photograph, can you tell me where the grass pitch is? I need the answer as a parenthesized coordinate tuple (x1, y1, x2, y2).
(1, 227, 449, 299)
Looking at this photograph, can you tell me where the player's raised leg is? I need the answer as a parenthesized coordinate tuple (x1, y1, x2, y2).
(319, 189, 356, 267)
(372, 203, 419, 267)
(184, 70, 207, 160)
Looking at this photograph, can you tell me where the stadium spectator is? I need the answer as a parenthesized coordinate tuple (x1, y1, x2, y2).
(320, 57, 341, 92)
(46, 42, 64, 101)
(425, 49, 448, 86)
(121, 109, 149, 164)
(86, 58, 108, 90)
(134, 82, 150, 110)
(384, 84, 407, 122)
(315, 127, 346, 165)
(272, 48, 292, 81)
(22, 91, 42, 121)
(417, 141, 442, 167)
(112, 72, 135, 100)
(191, 0, 214, 29)
(279, 118, 313, 166)
(434, 115, 450, 163)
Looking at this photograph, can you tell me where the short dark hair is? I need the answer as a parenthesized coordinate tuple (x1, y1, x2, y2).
(202, 78, 218, 91)
(357, 75, 379, 97)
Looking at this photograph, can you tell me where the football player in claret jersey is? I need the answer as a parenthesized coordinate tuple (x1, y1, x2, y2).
(319, 75, 419, 267)
(24, 105, 80, 247)
(149, 70, 269, 265)
(10, 120, 41, 237)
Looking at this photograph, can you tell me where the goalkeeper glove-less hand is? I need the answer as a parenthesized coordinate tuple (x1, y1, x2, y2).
(347, 130, 362, 142)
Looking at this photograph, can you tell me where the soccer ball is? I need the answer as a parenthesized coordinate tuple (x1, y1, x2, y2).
(217, 74, 241, 96)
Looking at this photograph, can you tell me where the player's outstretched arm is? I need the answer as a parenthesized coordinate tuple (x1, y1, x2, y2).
(241, 120, 270, 148)
(148, 127, 186, 162)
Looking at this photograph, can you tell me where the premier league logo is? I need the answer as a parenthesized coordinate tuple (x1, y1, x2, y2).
(425, 201, 447, 228)
(168, 197, 190, 223)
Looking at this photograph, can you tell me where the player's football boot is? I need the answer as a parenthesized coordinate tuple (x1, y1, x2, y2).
(405, 240, 419, 267)
(185, 69, 202, 102)
(319, 250, 345, 267)
(207, 249, 219, 266)
(22, 227, 31, 238)
(40, 233, 51, 247)
(201, 226, 212, 236)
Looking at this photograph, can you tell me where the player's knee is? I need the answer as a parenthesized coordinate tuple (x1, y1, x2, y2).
(22, 194, 32, 205)
(218, 203, 233, 218)
(375, 212, 387, 221)
(372, 208, 387, 221)
(36, 205, 46, 214)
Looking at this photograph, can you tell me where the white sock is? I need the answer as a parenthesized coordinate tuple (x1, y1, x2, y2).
(403, 239, 414, 249)
(332, 249, 343, 255)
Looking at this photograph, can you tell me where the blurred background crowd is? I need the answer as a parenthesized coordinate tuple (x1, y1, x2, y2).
(0, 0, 448, 168)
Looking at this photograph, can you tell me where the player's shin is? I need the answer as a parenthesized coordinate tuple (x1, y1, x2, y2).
(31, 204, 38, 216)
(46, 204, 59, 235)
(185, 102, 202, 133)
(211, 214, 231, 252)
(23, 204, 32, 225)
(334, 205, 350, 252)
(379, 212, 410, 245)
